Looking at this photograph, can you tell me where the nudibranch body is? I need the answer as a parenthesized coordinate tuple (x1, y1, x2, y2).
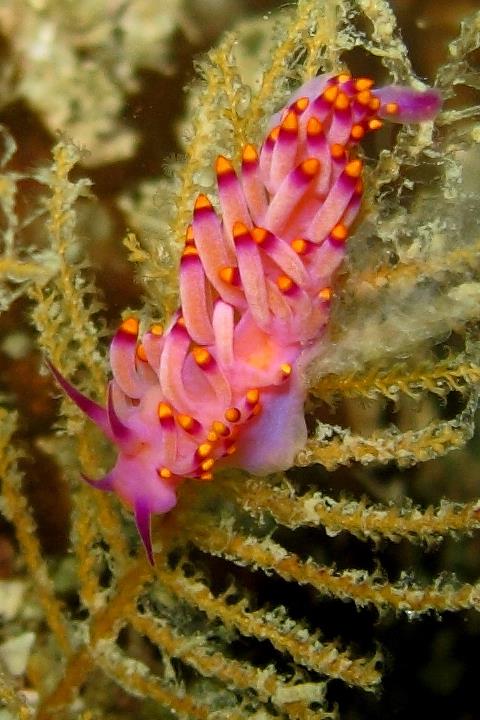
(52, 73, 441, 563)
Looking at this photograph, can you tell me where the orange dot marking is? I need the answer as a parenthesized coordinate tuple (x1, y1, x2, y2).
(197, 442, 213, 458)
(185, 224, 194, 244)
(242, 144, 258, 163)
(178, 414, 195, 431)
(301, 158, 320, 177)
(232, 221, 249, 238)
(225, 407, 241, 423)
(294, 97, 309, 112)
(182, 246, 199, 258)
(356, 90, 372, 106)
(252, 227, 268, 245)
(318, 287, 332, 302)
(280, 363, 292, 377)
(246, 389, 259, 405)
(201, 458, 215, 472)
(307, 117, 323, 137)
(136, 344, 148, 362)
(323, 85, 339, 103)
(219, 266, 237, 284)
(355, 77, 374, 92)
(331, 143, 345, 160)
(216, 155, 234, 176)
(295, 97, 310, 113)
(158, 402, 173, 421)
(331, 224, 348, 242)
(269, 126, 280, 143)
(281, 110, 298, 133)
(385, 102, 399, 115)
(350, 124, 365, 140)
(192, 347, 211, 367)
(121, 317, 139, 335)
(212, 420, 229, 436)
(345, 159, 363, 178)
(150, 324, 164, 336)
(291, 238, 307, 254)
(334, 92, 350, 111)
(158, 467, 172, 479)
(277, 275, 293, 293)
(194, 194, 212, 211)
(368, 118, 383, 131)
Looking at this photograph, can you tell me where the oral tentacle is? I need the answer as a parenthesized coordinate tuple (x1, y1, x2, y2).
(81, 472, 114, 492)
(47, 360, 109, 435)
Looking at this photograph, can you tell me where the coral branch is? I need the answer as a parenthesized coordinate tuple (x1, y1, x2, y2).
(310, 354, 480, 403)
(0, 669, 33, 720)
(94, 643, 218, 720)
(152, 553, 381, 691)
(0, 410, 71, 656)
(231, 476, 480, 544)
(182, 518, 480, 614)
(297, 390, 478, 470)
(131, 613, 334, 719)
(36, 560, 152, 718)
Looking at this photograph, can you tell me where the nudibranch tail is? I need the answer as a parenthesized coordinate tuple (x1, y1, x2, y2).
(50, 73, 442, 564)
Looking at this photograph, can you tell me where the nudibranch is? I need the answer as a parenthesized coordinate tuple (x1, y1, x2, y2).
(50, 73, 441, 564)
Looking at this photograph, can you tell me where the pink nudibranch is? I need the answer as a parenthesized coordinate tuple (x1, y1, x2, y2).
(50, 73, 442, 564)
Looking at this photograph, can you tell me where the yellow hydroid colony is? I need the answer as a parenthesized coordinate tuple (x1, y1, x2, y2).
(0, 1, 480, 718)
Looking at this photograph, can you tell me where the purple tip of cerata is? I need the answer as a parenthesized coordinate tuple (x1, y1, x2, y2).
(278, 125, 298, 144)
(180, 252, 200, 269)
(216, 171, 237, 190)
